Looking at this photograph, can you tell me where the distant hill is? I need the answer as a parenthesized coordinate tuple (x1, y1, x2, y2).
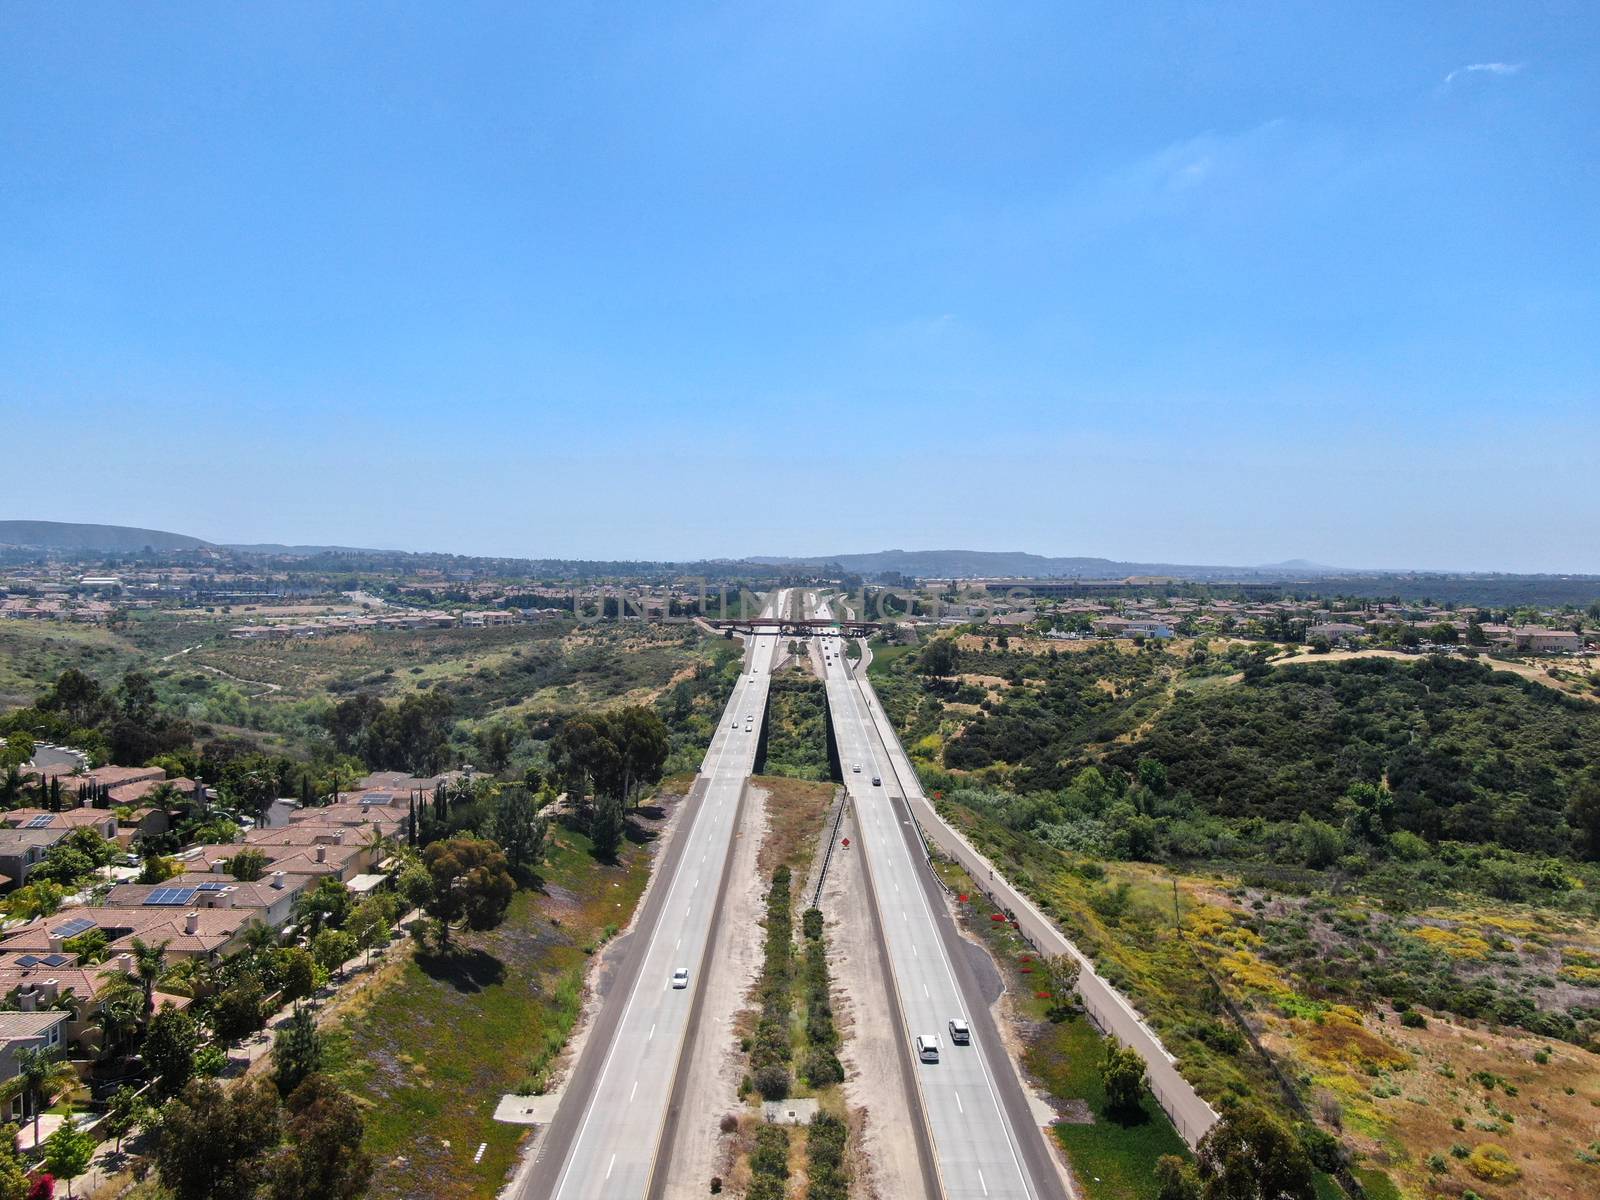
(749, 548, 1307, 580)
(224, 543, 388, 555)
(0, 520, 211, 553)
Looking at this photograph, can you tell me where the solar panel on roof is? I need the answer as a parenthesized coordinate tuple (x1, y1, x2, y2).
(14, 955, 39, 968)
(24, 814, 53, 829)
(196, 882, 229, 891)
(51, 917, 95, 938)
(145, 887, 198, 907)
(41, 954, 69, 968)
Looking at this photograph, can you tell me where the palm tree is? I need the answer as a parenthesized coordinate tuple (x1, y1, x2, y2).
(0, 1045, 78, 1146)
(129, 937, 170, 1021)
(362, 825, 393, 867)
(95, 977, 144, 1062)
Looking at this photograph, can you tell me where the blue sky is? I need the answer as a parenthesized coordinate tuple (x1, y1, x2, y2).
(3, 3, 1597, 570)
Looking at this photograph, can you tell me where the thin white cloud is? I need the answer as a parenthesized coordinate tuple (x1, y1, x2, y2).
(1444, 61, 1524, 86)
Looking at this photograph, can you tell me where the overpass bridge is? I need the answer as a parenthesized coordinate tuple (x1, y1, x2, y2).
(706, 617, 883, 638)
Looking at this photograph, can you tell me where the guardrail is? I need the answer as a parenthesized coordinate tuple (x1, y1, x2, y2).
(811, 789, 850, 908)
(853, 679, 1221, 1149)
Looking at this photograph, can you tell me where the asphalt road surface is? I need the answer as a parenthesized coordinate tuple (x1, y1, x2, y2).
(812, 596, 1066, 1200)
(518, 591, 788, 1200)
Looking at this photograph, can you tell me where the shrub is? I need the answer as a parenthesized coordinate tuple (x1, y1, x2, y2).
(750, 1124, 790, 1178)
(1466, 1143, 1521, 1184)
(1400, 1010, 1427, 1029)
(802, 907, 823, 939)
(803, 1048, 844, 1086)
(753, 1064, 791, 1101)
(719, 1113, 738, 1134)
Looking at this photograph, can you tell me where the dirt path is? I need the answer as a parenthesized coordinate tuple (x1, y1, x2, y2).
(191, 660, 284, 695)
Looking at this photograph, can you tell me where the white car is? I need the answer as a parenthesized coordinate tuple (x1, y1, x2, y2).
(671, 967, 689, 989)
(948, 1018, 971, 1045)
(852, 763, 861, 773)
(915, 1033, 940, 1063)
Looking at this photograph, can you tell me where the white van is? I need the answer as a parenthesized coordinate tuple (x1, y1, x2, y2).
(914, 1034, 940, 1063)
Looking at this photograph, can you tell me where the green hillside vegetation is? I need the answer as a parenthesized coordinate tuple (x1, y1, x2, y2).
(760, 667, 832, 781)
(873, 634, 1600, 1197)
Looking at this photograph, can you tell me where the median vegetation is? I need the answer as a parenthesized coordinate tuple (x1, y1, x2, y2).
(747, 866, 796, 1101)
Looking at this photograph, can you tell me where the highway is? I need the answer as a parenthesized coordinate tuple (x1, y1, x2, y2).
(519, 590, 789, 1200)
(809, 594, 1066, 1200)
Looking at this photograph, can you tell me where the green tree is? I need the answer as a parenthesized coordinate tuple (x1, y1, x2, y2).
(611, 706, 669, 806)
(487, 786, 548, 883)
(137, 853, 179, 884)
(312, 928, 356, 977)
(271, 1006, 323, 1097)
(294, 877, 353, 936)
(919, 638, 958, 679)
(0, 1046, 76, 1145)
(276, 945, 318, 1003)
(0, 1124, 29, 1200)
(1294, 815, 1344, 869)
(0, 734, 34, 770)
(1194, 1106, 1316, 1200)
(144, 1005, 201, 1098)
(130, 936, 170, 1020)
(590, 790, 626, 862)
(262, 1074, 373, 1200)
(117, 670, 159, 725)
(1155, 1155, 1203, 1200)
(549, 716, 621, 812)
(227, 848, 269, 882)
(95, 975, 145, 1062)
(211, 975, 267, 1043)
(1568, 767, 1600, 860)
(3, 880, 64, 921)
(423, 835, 515, 944)
(102, 1083, 152, 1153)
(1337, 781, 1393, 844)
(155, 1077, 281, 1200)
(1101, 1041, 1147, 1116)
(43, 1115, 95, 1198)
(396, 859, 435, 911)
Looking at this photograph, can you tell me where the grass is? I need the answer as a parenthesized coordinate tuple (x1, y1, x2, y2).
(326, 821, 655, 1200)
(934, 856, 1193, 1200)
(0, 619, 143, 706)
(1040, 1018, 1192, 1200)
(866, 640, 917, 678)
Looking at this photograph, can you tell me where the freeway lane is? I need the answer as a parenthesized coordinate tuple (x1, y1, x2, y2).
(813, 596, 1066, 1200)
(519, 591, 788, 1200)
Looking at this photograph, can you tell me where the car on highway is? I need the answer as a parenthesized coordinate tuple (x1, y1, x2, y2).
(871, 776, 881, 786)
(915, 1033, 940, 1063)
(851, 763, 861, 773)
(671, 967, 689, 989)
(948, 1018, 971, 1045)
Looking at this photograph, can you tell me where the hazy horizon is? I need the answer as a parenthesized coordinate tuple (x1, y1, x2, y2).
(3, 4, 1597, 572)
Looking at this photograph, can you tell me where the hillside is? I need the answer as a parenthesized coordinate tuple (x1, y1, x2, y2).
(751, 548, 1271, 579)
(0, 519, 211, 552)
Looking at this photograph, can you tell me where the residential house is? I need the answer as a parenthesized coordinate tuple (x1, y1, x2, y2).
(0, 1012, 70, 1124)
(0, 827, 70, 890)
